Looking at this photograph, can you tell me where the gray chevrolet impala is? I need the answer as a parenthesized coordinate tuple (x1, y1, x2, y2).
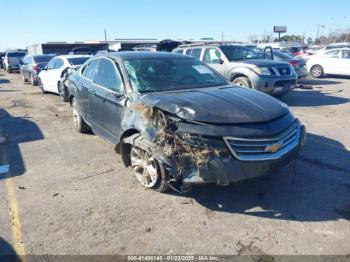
(68, 52, 306, 193)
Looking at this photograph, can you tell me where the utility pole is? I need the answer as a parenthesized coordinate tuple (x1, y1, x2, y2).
(104, 29, 107, 42)
(221, 32, 224, 41)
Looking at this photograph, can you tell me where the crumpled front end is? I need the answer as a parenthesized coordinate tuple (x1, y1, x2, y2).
(121, 100, 306, 192)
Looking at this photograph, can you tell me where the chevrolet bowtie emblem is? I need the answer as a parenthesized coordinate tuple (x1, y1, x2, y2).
(265, 143, 283, 153)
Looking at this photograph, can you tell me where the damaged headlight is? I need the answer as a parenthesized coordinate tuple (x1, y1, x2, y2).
(253, 66, 271, 76)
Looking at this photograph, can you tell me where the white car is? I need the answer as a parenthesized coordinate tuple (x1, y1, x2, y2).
(38, 55, 91, 94)
(307, 48, 350, 78)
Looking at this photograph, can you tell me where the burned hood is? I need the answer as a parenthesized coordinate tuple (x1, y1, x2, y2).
(140, 86, 290, 124)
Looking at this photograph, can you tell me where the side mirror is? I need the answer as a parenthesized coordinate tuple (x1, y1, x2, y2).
(218, 59, 224, 64)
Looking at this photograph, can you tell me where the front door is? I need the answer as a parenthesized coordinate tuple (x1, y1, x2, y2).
(202, 47, 226, 75)
(89, 58, 124, 143)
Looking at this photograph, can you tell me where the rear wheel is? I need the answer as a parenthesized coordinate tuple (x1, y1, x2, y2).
(310, 65, 324, 78)
(22, 72, 28, 83)
(232, 76, 251, 88)
(58, 81, 69, 102)
(31, 74, 37, 86)
(38, 78, 47, 94)
(71, 97, 90, 133)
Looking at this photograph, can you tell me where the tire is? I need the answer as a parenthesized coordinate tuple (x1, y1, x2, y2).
(31, 74, 38, 86)
(122, 135, 169, 193)
(71, 97, 90, 133)
(232, 76, 251, 88)
(58, 81, 69, 102)
(38, 78, 47, 94)
(310, 65, 324, 78)
(22, 72, 28, 83)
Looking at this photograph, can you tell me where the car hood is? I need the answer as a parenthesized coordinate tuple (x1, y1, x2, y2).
(240, 59, 290, 67)
(140, 86, 289, 124)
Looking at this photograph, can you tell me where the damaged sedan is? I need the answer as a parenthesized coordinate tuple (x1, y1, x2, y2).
(68, 52, 306, 193)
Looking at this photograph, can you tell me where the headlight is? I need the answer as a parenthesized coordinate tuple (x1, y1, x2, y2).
(253, 66, 271, 76)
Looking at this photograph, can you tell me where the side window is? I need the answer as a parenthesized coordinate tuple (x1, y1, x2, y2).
(174, 49, 184, 54)
(47, 59, 56, 69)
(22, 56, 28, 64)
(94, 58, 122, 92)
(325, 50, 339, 58)
(185, 49, 192, 55)
(54, 59, 64, 69)
(83, 59, 99, 80)
(342, 50, 350, 59)
(191, 49, 202, 59)
(203, 48, 222, 64)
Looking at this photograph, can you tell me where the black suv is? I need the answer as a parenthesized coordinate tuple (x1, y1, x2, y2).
(68, 52, 306, 192)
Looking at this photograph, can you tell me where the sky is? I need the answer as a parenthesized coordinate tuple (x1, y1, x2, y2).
(1, 0, 349, 51)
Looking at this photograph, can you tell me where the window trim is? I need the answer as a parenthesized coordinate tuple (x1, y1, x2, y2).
(81, 58, 100, 81)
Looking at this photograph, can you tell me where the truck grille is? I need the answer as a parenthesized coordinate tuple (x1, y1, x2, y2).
(276, 66, 291, 76)
(223, 122, 300, 161)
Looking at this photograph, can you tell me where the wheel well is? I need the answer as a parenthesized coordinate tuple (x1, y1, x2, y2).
(311, 64, 323, 70)
(69, 95, 74, 105)
(116, 129, 140, 166)
(231, 73, 248, 82)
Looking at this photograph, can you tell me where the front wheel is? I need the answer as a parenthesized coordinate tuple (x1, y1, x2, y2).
(71, 97, 90, 133)
(310, 65, 324, 78)
(232, 76, 251, 88)
(123, 135, 169, 193)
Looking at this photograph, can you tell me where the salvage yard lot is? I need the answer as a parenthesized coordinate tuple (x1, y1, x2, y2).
(0, 71, 350, 255)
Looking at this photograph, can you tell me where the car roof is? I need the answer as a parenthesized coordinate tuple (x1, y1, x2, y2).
(100, 51, 193, 61)
(55, 55, 92, 59)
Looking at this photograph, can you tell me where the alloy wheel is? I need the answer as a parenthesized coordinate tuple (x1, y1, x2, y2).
(130, 147, 159, 188)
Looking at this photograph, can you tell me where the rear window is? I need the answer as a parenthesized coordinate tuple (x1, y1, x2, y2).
(8, 52, 25, 57)
(67, 57, 90, 65)
(34, 55, 54, 63)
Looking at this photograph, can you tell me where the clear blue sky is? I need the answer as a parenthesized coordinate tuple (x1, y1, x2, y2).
(1, 0, 349, 50)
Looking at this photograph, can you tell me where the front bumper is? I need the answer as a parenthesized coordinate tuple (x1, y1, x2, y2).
(169, 124, 306, 186)
(249, 73, 297, 96)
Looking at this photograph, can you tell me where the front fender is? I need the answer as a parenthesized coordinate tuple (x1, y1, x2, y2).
(229, 67, 256, 81)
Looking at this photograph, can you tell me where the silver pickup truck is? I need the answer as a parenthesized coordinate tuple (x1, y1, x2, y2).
(174, 44, 297, 97)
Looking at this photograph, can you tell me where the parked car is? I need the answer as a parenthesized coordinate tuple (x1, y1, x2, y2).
(3, 51, 26, 72)
(0, 52, 5, 69)
(38, 55, 91, 95)
(281, 47, 304, 57)
(174, 44, 297, 97)
(19, 54, 55, 85)
(307, 48, 350, 78)
(268, 51, 308, 78)
(67, 52, 306, 193)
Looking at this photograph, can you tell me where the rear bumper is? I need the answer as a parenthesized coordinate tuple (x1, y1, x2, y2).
(7, 64, 20, 70)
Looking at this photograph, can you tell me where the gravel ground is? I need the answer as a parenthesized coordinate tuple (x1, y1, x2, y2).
(0, 70, 349, 256)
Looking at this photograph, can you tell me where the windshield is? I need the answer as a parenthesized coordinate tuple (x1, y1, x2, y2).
(34, 55, 54, 63)
(220, 46, 260, 61)
(124, 58, 227, 93)
(67, 57, 90, 65)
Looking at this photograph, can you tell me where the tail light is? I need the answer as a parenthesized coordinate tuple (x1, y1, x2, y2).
(289, 61, 300, 67)
(32, 64, 40, 72)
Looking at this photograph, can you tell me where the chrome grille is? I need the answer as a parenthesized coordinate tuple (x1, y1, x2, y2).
(276, 66, 291, 76)
(224, 123, 300, 161)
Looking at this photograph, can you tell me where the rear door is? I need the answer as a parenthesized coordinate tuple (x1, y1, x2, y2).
(79, 58, 100, 123)
(89, 58, 125, 143)
(339, 50, 350, 75)
(322, 50, 341, 74)
(45, 58, 65, 92)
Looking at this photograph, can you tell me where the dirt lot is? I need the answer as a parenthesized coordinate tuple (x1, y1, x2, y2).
(0, 70, 349, 256)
